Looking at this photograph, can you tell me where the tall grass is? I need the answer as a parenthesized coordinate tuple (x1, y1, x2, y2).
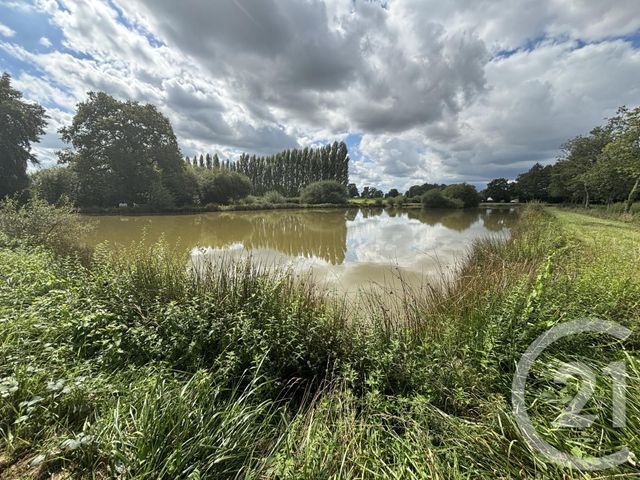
(1, 203, 639, 478)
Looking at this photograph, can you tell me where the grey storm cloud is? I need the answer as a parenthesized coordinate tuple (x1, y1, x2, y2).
(3, 0, 640, 187)
(127, 0, 489, 134)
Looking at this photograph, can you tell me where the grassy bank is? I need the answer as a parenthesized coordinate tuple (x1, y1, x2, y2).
(0, 206, 639, 478)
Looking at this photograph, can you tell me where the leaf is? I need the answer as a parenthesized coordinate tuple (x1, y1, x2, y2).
(29, 454, 46, 467)
(60, 438, 81, 451)
(14, 415, 29, 424)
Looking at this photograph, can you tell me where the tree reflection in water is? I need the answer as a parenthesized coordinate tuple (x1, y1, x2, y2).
(88, 207, 518, 291)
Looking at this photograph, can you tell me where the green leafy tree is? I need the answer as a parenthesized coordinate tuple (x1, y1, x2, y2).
(347, 183, 359, 198)
(386, 188, 400, 198)
(361, 186, 383, 199)
(550, 127, 612, 207)
(442, 183, 481, 208)
(197, 169, 252, 204)
(405, 182, 443, 199)
(0, 73, 47, 198)
(301, 180, 347, 204)
(514, 163, 553, 202)
(422, 189, 463, 209)
(30, 166, 79, 205)
(484, 178, 512, 202)
(600, 106, 640, 213)
(232, 142, 349, 196)
(59, 92, 189, 207)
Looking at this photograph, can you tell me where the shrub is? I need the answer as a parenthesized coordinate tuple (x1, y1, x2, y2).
(163, 169, 199, 206)
(198, 170, 252, 204)
(30, 167, 79, 205)
(262, 190, 286, 204)
(0, 197, 91, 254)
(421, 190, 464, 209)
(146, 181, 175, 210)
(442, 183, 481, 208)
(300, 181, 347, 205)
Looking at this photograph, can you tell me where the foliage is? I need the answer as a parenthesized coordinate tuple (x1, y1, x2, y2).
(190, 141, 349, 197)
(0, 197, 90, 253)
(421, 189, 464, 209)
(385, 188, 400, 198)
(514, 163, 553, 201)
(360, 186, 384, 198)
(58, 92, 189, 207)
(404, 182, 443, 198)
(262, 190, 287, 204)
(30, 166, 79, 205)
(483, 177, 512, 202)
(486, 106, 639, 212)
(0, 73, 47, 199)
(550, 126, 613, 206)
(347, 183, 359, 198)
(300, 180, 348, 204)
(1, 205, 640, 478)
(146, 180, 175, 211)
(163, 168, 199, 206)
(442, 183, 481, 207)
(600, 106, 640, 212)
(197, 168, 252, 204)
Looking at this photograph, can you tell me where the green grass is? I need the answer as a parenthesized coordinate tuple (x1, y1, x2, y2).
(0, 205, 639, 478)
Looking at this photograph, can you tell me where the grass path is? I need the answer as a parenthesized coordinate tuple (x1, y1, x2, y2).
(552, 208, 640, 253)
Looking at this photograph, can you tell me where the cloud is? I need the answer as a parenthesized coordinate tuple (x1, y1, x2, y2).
(1, 0, 639, 188)
(0, 21, 16, 37)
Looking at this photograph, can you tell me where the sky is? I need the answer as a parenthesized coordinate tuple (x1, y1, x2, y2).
(1, 0, 640, 191)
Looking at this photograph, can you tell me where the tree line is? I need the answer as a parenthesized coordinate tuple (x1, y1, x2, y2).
(0, 73, 350, 209)
(2, 70, 637, 212)
(186, 141, 349, 197)
(481, 107, 639, 212)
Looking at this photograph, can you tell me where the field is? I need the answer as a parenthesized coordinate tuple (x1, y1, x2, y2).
(1, 206, 639, 478)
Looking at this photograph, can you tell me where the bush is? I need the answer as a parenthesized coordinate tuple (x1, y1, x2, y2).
(146, 181, 175, 211)
(198, 170, 252, 204)
(30, 167, 79, 205)
(385, 195, 405, 207)
(300, 181, 347, 205)
(0, 197, 91, 254)
(421, 190, 464, 209)
(262, 190, 286, 204)
(163, 169, 199, 206)
(442, 183, 481, 208)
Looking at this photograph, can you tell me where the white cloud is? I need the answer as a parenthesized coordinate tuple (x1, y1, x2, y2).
(39, 36, 52, 47)
(2, 0, 640, 188)
(0, 21, 16, 37)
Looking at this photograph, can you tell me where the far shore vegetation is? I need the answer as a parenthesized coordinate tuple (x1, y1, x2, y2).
(3, 71, 638, 215)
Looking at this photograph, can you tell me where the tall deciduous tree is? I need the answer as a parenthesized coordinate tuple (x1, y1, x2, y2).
(514, 163, 553, 202)
(484, 178, 512, 202)
(0, 73, 47, 198)
(550, 127, 612, 207)
(59, 92, 188, 207)
(600, 106, 640, 213)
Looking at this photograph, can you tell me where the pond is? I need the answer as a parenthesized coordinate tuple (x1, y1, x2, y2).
(86, 207, 518, 294)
